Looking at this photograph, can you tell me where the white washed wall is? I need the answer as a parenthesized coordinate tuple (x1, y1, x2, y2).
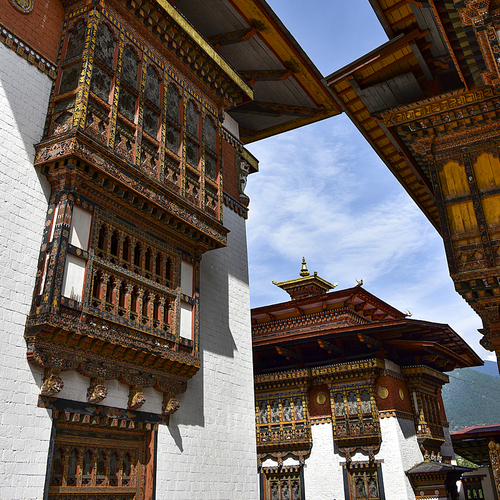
(0, 44, 54, 499)
(155, 207, 258, 499)
(305, 423, 345, 499)
(378, 416, 421, 500)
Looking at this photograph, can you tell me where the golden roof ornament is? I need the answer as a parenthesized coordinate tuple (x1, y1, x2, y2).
(300, 257, 310, 277)
(273, 258, 337, 301)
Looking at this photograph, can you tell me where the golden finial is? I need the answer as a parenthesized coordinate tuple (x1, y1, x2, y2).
(300, 257, 310, 277)
(405, 310, 413, 317)
(356, 279, 363, 286)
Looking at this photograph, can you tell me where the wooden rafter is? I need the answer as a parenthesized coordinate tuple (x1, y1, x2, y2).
(384, 0, 423, 16)
(208, 27, 257, 49)
(317, 339, 343, 354)
(276, 346, 300, 361)
(234, 101, 322, 117)
(357, 333, 380, 349)
(237, 69, 293, 85)
(357, 56, 417, 88)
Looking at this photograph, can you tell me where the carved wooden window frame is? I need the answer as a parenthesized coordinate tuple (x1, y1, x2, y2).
(46, 418, 155, 500)
(343, 463, 386, 500)
(261, 466, 304, 500)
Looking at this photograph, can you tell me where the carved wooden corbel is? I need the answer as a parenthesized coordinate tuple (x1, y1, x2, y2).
(162, 393, 180, 415)
(127, 385, 146, 410)
(87, 377, 108, 404)
(41, 369, 64, 396)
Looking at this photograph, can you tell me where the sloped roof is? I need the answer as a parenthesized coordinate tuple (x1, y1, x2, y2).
(252, 280, 482, 373)
(172, 0, 341, 143)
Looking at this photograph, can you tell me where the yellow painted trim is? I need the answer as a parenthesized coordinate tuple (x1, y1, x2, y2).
(154, 0, 253, 101)
(241, 147, 259, 172)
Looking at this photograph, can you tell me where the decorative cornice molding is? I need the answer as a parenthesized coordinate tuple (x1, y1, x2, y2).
(0, 24, 57, 78)
(223, 193, 248, 219)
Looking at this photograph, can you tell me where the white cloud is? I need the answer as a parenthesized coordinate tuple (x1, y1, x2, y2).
(245, 117, 488, 361)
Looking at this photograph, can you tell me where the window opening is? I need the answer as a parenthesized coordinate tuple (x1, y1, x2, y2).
(65, 20, 86, 61)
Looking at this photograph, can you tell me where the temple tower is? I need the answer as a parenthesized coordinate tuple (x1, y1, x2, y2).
(253, 261, 480, 499)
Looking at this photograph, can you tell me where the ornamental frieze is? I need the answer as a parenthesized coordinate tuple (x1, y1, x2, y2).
(383, 87, 500, 127)
(312, 359, 383, 378)
(410, 120, 500, 157)
(27, 338, 190, 393)
(253, 308, 370, 339)
(34, 139, 227, 247)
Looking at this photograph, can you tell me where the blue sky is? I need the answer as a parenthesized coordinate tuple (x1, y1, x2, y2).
(244, 0, 490, 362)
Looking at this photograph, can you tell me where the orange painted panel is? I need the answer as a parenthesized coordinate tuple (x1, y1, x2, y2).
(438, 160, 469, 199)
(473, 153, 500, 192)
(446, 202, 477, 234)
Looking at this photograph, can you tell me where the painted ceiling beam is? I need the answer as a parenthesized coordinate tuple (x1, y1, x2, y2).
(235, 101, 323, 117)
(208, 27, 257, 49)
(237, 69, 293, 84)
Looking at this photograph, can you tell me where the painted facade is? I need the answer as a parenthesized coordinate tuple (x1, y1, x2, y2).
(253, 261, 481, 500)
(0, 0, 339, 498)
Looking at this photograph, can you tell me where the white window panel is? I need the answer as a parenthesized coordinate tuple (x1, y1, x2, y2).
(69, 205, 92, 250)
(181, 261, 194, 297)
(61, 254, 86, 302)
(180, 301, 193, 339)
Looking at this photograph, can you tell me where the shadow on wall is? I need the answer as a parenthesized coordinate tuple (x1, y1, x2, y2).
(0, 45, 52, 189)
(167, 214, 250, 440)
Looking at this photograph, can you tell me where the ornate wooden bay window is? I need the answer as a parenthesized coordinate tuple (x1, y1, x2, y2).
(403, 366, 448, 454)
(50, 7, 225, 220)
(255, 371, 312, 467)
(331, 384, 381, 460)
(308, 361, 383, 461)
(24, 0, 252, 420)
(256, 394, 310, 451)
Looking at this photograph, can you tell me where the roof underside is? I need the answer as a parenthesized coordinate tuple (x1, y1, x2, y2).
(452, 425, 500, 465)
(324, 0, 492, 233)
(252, 286, 482, 374)
(172, 0, 341, 143)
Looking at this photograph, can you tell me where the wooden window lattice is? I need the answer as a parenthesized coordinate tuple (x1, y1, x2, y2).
(349, 469, 380, 500)
(267, 474, 301, 500)
(89, 221, 176, 336)
(47, 421, 148, 500)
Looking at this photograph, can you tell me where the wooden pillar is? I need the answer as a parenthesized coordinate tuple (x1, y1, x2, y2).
(488, 438, 500, 498)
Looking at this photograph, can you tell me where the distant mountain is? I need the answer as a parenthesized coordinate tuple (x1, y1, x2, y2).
(442, 366, 500, 433)
(470, 360, 499, 378)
